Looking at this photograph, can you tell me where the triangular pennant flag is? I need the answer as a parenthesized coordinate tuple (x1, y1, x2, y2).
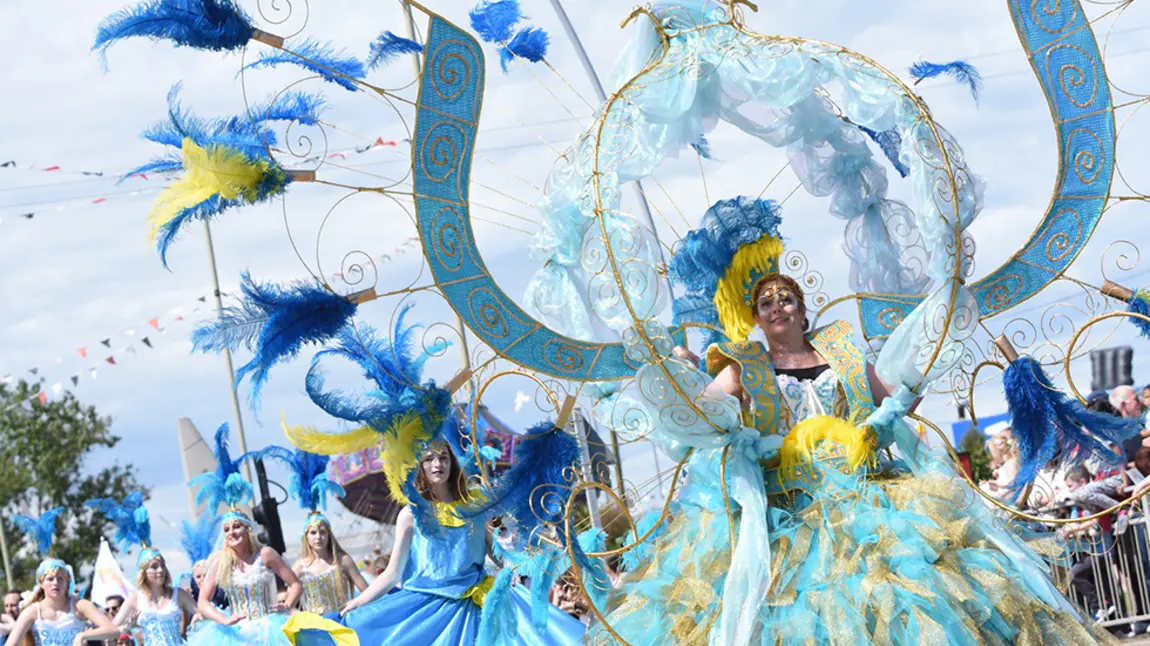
(105, 356, 116, 365)
(125, 329, 136, 337)
(20, 213, 33, 219)
(77, 347, 88, 359)
(89, 367, 99, 380)
(125, 345, 137, 355)
(70, 375, 79, 387)
(37, 392, 47, 405)
(0, 161, 15, 167)
(28, 368, 39, 376)
(51, 383, 62, 396)
(141, 337, 153, 349)
(148, 317, 160, 329)
(198, 296, 207, 303)
(100, 338, 111, 348)
(52, 357, 64, 364)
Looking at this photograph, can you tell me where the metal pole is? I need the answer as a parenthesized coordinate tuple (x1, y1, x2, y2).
(0, 521, 12, 590)
(400, 0, 422, 75)
(202, 221, 254, 485)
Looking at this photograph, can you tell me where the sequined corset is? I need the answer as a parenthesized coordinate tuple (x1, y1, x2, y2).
(299, 566, 351, 615)
(224, 559, 277, 621)
(137, 590, 183, 645)
(32, 603, 84, 646)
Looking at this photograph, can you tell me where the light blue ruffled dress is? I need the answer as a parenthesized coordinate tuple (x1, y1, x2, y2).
(342, 506, 585, 645)
(595, 334, 1112, 645)
(186, 557, 290, 646)
(30, 602, 84, 646)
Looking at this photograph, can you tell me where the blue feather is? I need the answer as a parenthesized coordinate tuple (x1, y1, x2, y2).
(366, 31, 423, 71)
(243, 38, 366, 92)
(620, 507, 671, 571)
(119, 156, 184, 183)
(469, 0, 523, 44)
(192, 273, 358, 409)
(499, 26, 549, 73)
(188, 423, 262, 512)
(458, 421, 578, 541)
(12, 508, 65, 556)
(1004, 356, 1142, 489)
(858, 125, 909, 178)
(566, 528, 610, 610)
(1129, 290, 1150, 339)
(909, 59, 983, 101)
(93, 0, 254, 58)
(155, 195, 239, 269)
(477, 567, 516, 646)
(690, 135, 714, 160)
(85, 493, 151, 551)
(180, 512, 220, 565)
(248, 90, 328, 126)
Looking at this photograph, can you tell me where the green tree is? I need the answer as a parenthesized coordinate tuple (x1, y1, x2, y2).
(959, 427, 993, 483)
(0, 380, 148, 590)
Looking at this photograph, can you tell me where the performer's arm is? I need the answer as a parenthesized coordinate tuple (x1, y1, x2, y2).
(196, 558, 243, 626)
(263, 546, 302, 612)
(3, 604, 36, 646)
(340, 553, 371, 593)
(866, 363, 922, 413)
(72, 598, 121, 643)
(341, 506, 415, 616)
(176, 588, 197, 636)
(111, 591, 137, 626)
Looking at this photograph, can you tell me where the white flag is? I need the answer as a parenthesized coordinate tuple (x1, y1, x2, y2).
(90, 538, 133, 604)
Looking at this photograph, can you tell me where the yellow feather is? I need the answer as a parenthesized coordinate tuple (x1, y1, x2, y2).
(779, 415, 876, 475)
(147, 138, 269, 240)
(281, 415, 380, 456)
(714, 235, 785, 341)
(381, 414, 433, 507)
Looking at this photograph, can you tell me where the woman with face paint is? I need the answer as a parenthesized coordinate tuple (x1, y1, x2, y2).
(4, 508, 119, 646)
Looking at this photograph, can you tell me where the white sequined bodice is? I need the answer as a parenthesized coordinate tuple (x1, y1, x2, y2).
(137, 590, 184, 645)
(223, 558, 277, 621)
(32, 603, 84, 646)
(299, 566, 351, 615)
(777, 369, 842, 433)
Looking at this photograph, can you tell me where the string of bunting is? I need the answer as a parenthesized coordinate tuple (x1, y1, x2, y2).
(0, 137, 402, 224)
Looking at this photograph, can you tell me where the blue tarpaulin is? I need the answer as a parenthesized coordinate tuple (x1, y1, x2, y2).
(950, 411, 1011, 446)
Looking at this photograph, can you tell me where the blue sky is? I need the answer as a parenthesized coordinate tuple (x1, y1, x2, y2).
(2, 0, 1149, 577)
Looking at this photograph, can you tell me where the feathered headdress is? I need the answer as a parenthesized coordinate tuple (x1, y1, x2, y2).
(12, 507, 75, 594)
(94, 0, 366, 90)
(187, 423, 261, 526)
(180, 512, 221, 568)
(192, 273, 362, 410)
(669, 196, 784, 343)
(259, 446, 346, 534)
(85, 492, 159, 567)
(995, 335, 1142, 493)
(282, 304, 464, 523)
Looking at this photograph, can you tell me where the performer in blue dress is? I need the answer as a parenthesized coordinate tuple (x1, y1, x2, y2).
(589, 196, 1115, 645)
(338, 443, 584, 646)
(85, 493, 197, 645)
(4, 508, 119, 646)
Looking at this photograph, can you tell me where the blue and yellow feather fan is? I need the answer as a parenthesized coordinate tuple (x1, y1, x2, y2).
(95, 0, 366, 90)
(192, 273, 360, 409)
(187, 423, 262, 514)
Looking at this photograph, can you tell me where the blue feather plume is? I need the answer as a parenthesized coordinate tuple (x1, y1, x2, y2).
(366, 31, 423, 71)
(690, 135, 714, 160)
(192, 272, 359, 409)
(180, 512, 220, 565)
(858, 126, 909, 178)
(187, 423, 262, 512)
(1128, 290, 1150, 339)
(469, 0, 523, 44)
(259, 446, 345, 512)
(477, 566, 517, 646)
(142, 84, 276, 159)
(620, 506, 671, 571)
(499, 26, 550, 73)
(155, 195, 238, 269)
(1003, 356, 1142, 489)
(93, 0, 255, 58)
(243, 38, 366, 92)
(247, 90, 328, 127)
(85, 492, 151, 551)
(458, 421, 579, 542)
(12, 507, 65, 556)
(306, 305, 447, 429)
(909, 59, 983, 101)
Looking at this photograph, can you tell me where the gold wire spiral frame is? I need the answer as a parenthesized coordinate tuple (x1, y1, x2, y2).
(1064, 310, 1150, 404)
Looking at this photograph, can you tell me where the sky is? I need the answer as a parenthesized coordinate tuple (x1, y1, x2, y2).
(2, 0, 1150, 582)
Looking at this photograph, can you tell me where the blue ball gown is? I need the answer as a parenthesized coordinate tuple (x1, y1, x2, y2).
(185, 556, 291, 645)
(591, 327, 1116, 645)
(342, 505, 585, 646)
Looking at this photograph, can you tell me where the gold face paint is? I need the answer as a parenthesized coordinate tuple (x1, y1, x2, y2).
(755, 286, 800, 318)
